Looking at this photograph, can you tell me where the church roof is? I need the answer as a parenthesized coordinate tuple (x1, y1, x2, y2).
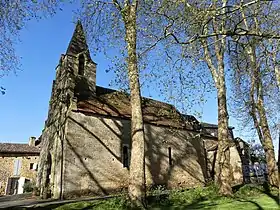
(0, 143, 40, 155)
(201, 122, 234, 130)
(76, 86, 198, 130)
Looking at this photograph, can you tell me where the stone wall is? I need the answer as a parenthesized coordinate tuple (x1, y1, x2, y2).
(60, 111, 207, 198)
(0, 155, 38, 195)
(203, 137, 243, 185)
(37, 54, 76, 199)
(229, 146, 243, 185)
(37, 52, 97, 199)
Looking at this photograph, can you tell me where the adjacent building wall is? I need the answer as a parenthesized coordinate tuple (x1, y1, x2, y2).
(229, 146, 243, 185)
(203, 137, 243, 186)
(0, 155, 38, 195)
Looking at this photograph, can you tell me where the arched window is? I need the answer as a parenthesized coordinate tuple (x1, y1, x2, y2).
(78, 54, 85, 75)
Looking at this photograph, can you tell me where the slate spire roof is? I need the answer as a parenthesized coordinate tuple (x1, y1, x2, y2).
(66, 21, 89, 56)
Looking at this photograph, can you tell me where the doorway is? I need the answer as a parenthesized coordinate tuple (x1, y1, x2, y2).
(6, 177, 19, 195)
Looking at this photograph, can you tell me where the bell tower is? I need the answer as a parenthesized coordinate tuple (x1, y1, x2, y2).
(45, 21, 97, 125)
(65, 20, 97, 100)
(39, 21, 97, 199)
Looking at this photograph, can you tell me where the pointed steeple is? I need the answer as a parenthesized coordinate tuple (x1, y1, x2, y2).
(66, 21, 89, 56)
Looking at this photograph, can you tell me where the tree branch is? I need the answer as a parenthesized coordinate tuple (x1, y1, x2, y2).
(112, 0, 122, 11)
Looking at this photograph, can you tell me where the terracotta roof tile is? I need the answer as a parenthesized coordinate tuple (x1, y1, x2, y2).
(76, 86, 197, 129)
(0, 143, 40, 154)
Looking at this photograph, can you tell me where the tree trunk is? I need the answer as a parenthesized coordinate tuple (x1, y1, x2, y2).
(239, 3, 279, 185)
(122, 2, 146, 207)
(247, 44, 278, 186)
(210, 1, 232, 194)
(256, 81, 278, 186)
(273, 57, 280, 91)
(278, 132, 280, 205)
(201, 30, 232, 195)
(216, 79, 232, 195)
(248, 59, 264, 147)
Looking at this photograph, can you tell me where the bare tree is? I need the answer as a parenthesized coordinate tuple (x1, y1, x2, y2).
(0, 0, 61, 94)
(156, 0, 234, 195)
(79, 0, 149, 206)
(230, 39, 279, 186)
(197, 0, 233, 195)
(154, 0, 280, 192)
(229, 0, 279, 186)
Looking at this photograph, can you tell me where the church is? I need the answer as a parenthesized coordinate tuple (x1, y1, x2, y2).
(37, 22, 247, 199)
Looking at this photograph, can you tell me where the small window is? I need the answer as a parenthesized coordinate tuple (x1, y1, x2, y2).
(123, 145, 129, 168)
(30, 163, 34, 170)
(13, 159, 22, 176)
(168, 147, 172, 166)
(78, 54, 85, 75)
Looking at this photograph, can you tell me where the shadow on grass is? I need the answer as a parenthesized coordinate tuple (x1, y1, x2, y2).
(235, 199, 265, 210)
(179, 201, 218, 210)
(148, 197, 268, 210)
(10, 184, 279, 210)
(260, 182, 279, 205)
(233, 182, 279, 210)
(234, 182, 279, 206)
(146, 194, 218, 210)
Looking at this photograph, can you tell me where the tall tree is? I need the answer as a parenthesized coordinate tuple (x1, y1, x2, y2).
(118, 1, 146, 206)
(232, 41, 279, 186)
(157, 0, 233, 195)
(156, 0, 280, 191)
(229, 0, 279, 186)
(80, 0, 147, 206)
(198, 0, 233, 195)
(230, 40, 279, 186)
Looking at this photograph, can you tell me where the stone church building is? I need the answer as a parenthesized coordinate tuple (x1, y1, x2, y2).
(37, 22, 245, 199)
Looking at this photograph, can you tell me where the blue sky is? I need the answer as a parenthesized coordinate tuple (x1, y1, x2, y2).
(0, 2, 277, 156)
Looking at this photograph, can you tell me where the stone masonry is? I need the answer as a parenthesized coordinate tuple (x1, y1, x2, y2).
(0, 138, 40, 195)
(37, 21, 247, 199)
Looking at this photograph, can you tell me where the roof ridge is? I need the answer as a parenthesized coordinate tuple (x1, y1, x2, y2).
(96, 86, 185, 113)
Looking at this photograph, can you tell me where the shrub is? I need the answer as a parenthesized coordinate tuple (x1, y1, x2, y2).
(147, 185, 171, 207)
(23, 181, 35, 193)
(90, 197, 130, 210)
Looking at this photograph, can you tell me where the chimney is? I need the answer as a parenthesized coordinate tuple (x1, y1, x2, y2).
(29, 136, 36, 146)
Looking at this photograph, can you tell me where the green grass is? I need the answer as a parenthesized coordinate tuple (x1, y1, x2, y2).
(53, 184, 279, 210)
(54, 198, 129, 210)
(153, 195, 279, 209)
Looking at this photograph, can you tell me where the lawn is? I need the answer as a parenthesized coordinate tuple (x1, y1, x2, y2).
(50, 184, 279, 209)
(156, 195, 279, 209)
